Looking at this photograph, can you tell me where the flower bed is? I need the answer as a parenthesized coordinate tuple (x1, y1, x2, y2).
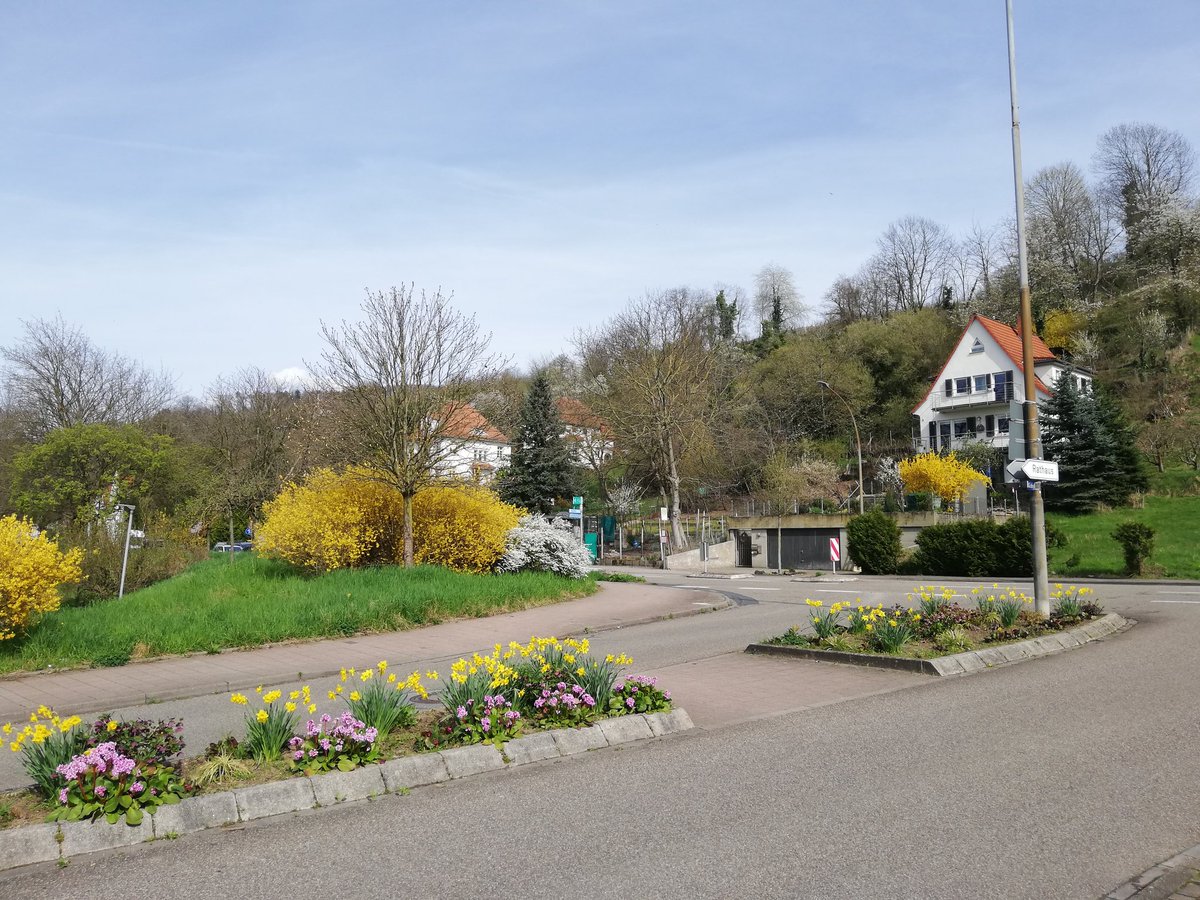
(763, 585, 1104, 660)
(1, 636, 671, 829)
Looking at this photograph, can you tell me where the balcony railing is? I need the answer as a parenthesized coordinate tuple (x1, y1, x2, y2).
(931, 383, 1014, 412)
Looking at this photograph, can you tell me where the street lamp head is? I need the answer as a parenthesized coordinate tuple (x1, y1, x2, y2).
(817, 380, 830, 389)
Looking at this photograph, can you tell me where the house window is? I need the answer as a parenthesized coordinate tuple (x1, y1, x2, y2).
(955, 377, 970, 395)
(973, 374, 990, 393)
(994, 370, 1013, 402)
(985, 415, 995, 437)
(473, 448, 486, 462)
(928, 422, 937, 450)
(970, 338, 984, 354)
(998, 417, 1010, 435)
(939, 422, 951, 448)
(953, 420, 968, 439)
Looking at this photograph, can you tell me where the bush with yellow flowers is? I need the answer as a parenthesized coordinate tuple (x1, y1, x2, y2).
(0, 514, 84, 640)
(256, 469, 521, 574)
(898, 451, 989, 505)
(411, 484, 521, 573)
(255, 467, 406, 572)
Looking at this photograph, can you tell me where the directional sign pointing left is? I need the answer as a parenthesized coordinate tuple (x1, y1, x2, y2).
(1006, 458, 1059, 482)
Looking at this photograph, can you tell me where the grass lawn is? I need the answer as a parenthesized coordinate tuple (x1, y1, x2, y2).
(0, 555, 597, 676)
(1048, 495, 1200, 579)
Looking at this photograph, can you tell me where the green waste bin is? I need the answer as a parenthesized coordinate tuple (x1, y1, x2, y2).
(583, 533, 599, 561)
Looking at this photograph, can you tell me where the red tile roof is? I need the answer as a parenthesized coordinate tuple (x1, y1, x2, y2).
(556, 397, 609, 434)
(911, 315, 1059, 413)
(439, 404, 508, 443)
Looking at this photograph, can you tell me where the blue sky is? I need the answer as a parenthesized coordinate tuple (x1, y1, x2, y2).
(2, 1, 1198, 396)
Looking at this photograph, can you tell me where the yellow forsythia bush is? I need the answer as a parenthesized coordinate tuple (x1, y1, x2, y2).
(899, 451, 989, 504)
(256, 468, 405, 572)
(257, 470, 521, 574)
(0, 515, 84, 641)
(412, 484, 521, 574)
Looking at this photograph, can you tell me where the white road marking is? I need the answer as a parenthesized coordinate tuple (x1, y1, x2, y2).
(1158, 590, 1200, 595)
(807, 589, 861, 594)
(735, 587, 781, 591)
(1151, 599, 1200, 604)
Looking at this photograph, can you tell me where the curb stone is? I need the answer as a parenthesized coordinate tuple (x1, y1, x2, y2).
(0, 710, 694, 874)
(744, 614, 1132, 676)
(1103, 843, 1200, 899)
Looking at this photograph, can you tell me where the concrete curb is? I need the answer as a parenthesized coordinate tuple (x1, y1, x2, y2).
(0, 709, 694, 873)
(1102, 842, 1200, 900)
(745, 613, 1132, 676)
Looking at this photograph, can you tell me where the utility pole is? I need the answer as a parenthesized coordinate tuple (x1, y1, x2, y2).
(117, 504, 136, 599)
(1005, 0, 1051, 616)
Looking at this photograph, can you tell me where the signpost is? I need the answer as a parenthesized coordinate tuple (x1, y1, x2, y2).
(830, 536, 841, 573)
(572, 496, 584, 546)
(1005, 458, 1059, 482)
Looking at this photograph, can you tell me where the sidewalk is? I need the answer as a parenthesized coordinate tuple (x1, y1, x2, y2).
(0, 583, 727, 724)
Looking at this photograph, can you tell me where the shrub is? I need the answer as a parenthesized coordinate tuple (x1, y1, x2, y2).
(899, 452, 989, 504)
(496, 515, 593, 578)
(0, 515, 84, 640)
(257, 470, 520, 573)
(911, 518, 1035, 577)
(256, 467, 405, 572)
(846, 510, 902, 575)
(933, 625, 973, 654)
(3, 707, 87, 799)
(1112, 522, 1155, 575)
(412, 484, 521, 573)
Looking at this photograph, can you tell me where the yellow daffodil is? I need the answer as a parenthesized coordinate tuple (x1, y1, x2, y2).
(255, 709, 269, 723)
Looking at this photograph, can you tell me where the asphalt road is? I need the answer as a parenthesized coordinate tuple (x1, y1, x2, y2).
(3, 574, 1198, 899)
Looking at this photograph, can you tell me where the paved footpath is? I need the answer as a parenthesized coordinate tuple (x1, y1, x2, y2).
(0, 582, 728, 724)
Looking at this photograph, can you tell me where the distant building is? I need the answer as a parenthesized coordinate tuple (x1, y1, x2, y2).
(435, 403, 511, 482)
(912, 315, 1093, 453)
(556, 397, 614, 468)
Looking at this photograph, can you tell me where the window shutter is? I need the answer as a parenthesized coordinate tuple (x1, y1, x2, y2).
(945, 379, 952, 397)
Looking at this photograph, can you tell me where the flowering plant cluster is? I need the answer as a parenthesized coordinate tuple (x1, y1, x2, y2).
(230, 685, 305, 760)
(496, 515, 593, 579)
(608, 676, 671, 716)
(528, 683, 596, 727)
(328, 661, 430, 736)
(287, 712, 379, 774)
(87, 715, 184, 768)
(451, 693, 522, 744)
(770, 584, 1103, 658)
(3, 706, 86, 798)
(50, 741, 186, 825)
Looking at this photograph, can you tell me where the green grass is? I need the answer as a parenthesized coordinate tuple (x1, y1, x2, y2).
(0, 555, 597, 676)
(1048, 495, 1200, 578)
(1146, 466, 1200, 497)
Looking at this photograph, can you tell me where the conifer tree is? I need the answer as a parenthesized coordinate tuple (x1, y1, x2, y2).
(497, 372, 578, 514)
(1042, 377, 1146, 512)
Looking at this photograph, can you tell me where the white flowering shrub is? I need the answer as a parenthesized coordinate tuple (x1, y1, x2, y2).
(497, 515, 593, 579)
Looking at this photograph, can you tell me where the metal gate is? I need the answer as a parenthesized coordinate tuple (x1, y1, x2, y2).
(765, 528, 840, 570)
(736, 531, 753, 567)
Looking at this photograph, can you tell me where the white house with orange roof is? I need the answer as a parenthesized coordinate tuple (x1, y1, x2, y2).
(555, 396, 614, 468)
(912, 315, 1093, 453)
(434, 403, 511, 482)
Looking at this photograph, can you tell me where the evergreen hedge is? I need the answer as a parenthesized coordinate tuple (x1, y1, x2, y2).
(846, 510, 902, 574)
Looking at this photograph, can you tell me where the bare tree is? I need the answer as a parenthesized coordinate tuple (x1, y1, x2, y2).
(309, 285, 503, 566)
(205, 367, 305, 544)
(754, 264, 805, 335)
(871, 216, 953, 311)
(1025, 162, 1118, 307)
(1094, 122, 1196, 212)
(1, 316, 174, 439)
(577, 288, 734, 549)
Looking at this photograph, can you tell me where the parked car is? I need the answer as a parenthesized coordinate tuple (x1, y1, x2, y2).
(212, 542, 251, 553)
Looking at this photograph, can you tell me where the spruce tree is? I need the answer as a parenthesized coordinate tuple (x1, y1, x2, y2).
(1042, 377, 1146, 512)
(497, 372, 578, 514)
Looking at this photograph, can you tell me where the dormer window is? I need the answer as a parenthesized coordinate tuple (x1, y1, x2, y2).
(970, 338, 984, 354)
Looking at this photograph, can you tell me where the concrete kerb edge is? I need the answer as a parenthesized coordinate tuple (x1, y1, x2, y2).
(1103, 842, 1200, 900)
(744, 614, 1132, 678)
(0, 709, 695, 874)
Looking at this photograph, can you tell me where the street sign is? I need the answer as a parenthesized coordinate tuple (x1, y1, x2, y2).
(1005, 458, 1059, 482)
(829, 537, 840, 563)
(1007, 399, 1026, 462)
(659, 507, 669, 522)
(572, 496, 583, 509)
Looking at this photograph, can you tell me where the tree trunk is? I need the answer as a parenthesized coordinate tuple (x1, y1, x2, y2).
(667, 436, 687, 548)
(402, 491, 415, 567)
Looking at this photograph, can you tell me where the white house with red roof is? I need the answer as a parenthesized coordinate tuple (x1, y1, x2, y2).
(434, 403, 511, 482)
(555, 396, 614, 467)
(912, 315, 1093, 453)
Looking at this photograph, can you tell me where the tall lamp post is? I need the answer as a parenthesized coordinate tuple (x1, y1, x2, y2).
(116, 503, 136, 599)
(818, 381, 864, 514)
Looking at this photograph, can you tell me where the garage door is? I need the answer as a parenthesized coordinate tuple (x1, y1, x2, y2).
(765, 528, 840, 570)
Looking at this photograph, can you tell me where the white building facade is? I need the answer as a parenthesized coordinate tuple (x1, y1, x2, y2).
(912, 315, 1092, 453)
